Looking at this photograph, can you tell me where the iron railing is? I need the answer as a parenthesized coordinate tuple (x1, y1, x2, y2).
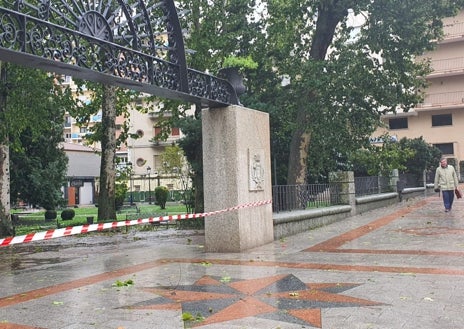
(354, 176, 393, 197)
(272, 183, 342, 212)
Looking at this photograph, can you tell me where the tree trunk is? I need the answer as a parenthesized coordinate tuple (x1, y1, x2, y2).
(0, 144, 13, 237)
(287, 119, 312, 185)
(0, 62, 12, 237)
(286, 2, 347, 185)
(97, 84, 117, 221)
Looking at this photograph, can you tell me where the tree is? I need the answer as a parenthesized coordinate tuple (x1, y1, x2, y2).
(177, 116, 204, 212)
(10, 129, 68, 210)
(0, 62, 11, 236)
(160, 145, 185, 175)
(70, 81, 140, 221)
(0, 64, 75, 236)
(349, 135, 414, 177)
(146, 0, 261, 211)
(247, 0, 464, 184)
(398, 136, 441, 179)
(174, 1, 463, 189)
(97, 85, 118, 221)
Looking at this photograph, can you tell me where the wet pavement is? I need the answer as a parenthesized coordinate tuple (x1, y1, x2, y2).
(1, 193, 464, 329)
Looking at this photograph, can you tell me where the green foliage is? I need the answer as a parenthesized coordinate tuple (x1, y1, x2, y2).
(69, 81, 143, 148)
(115, 183, 128, 211)
(173, 0, 463, 185)
(13, 203, 187, 236)
(182, 311, 205, 323)
(160, 145, 185, 174)
(398, 137, 442, 177)
(223, 55, 258, 70)
(154, 186, 169, 209)
(350, 134, 414, 177)
(349, 135, 441, 179)
(177, 116, 204, 212)
(8, 65, 71, 210)
(112, 279, 134, 287)
(44, 209, 57, 221)
(60, 208, 76, 220)
(240, 0, 464, 183)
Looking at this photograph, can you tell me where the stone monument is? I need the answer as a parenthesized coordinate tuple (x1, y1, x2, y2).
(202, 105, 274, 252)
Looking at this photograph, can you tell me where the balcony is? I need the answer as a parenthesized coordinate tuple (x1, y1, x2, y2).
(417, 90, 464, 109)
(91, 114, 102, 122)
(150, 136, 179, 146)
(148, 111, 172, 119)
(428, 57, 464, 78)
(442, 21, 464, 42)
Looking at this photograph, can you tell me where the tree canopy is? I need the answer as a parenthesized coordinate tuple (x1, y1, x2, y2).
(5, 65, 74, 231)
(173, 1, 464, 186)
(247, 0, 464, 184)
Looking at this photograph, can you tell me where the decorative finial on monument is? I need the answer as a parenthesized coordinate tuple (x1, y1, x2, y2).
(218, 55, 258, 104)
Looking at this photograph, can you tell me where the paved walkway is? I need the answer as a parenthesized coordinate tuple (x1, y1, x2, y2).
(1, 194, 464, 329)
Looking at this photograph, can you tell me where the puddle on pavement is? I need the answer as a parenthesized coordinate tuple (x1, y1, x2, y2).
(0, 253, 64, 272)
(0, 229, 204, 274)
(8, 256, 63, 270)
(0, 244, 74, 272)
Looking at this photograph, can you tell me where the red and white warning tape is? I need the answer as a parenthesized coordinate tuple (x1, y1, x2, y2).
(0, 200, 272, 247)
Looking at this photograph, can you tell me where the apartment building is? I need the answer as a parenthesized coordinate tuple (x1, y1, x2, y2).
(62, 80, 190, 203)
(373, 11, 464, 177)
(120, 99, 190, 202)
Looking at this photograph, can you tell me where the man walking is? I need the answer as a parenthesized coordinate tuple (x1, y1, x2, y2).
(434, 158, 459, 212)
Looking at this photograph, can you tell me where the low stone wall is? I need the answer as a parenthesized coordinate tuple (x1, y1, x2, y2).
(273, 205, 351, 240)
(272, 188, 433, 239)
(272, 171, 437, 240)
(355, 192, 398, 214)
(401, 186, 432, 200)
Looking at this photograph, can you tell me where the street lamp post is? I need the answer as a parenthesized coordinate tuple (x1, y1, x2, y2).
(128, 162, 134, 205)
(147, 166, 152, 204)
(155, 171, 160, 186)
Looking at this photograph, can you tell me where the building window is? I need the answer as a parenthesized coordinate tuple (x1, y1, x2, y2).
(116, 155, 128, 164)
(64, 116, 72, 127)
(434, 143, 454, 155)
(154, 154, 162, 170)
(136, 158, 146, 167)
(136, 129, 144, 137)
(432, 114, 452, 126)
(388, 118, 408, 130)
(172, 127, 180, 136)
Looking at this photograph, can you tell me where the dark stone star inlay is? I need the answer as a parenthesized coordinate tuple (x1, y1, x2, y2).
(126, 274, 384, 328)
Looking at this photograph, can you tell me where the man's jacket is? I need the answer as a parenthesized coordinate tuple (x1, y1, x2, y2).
(434, 165, 458, 191)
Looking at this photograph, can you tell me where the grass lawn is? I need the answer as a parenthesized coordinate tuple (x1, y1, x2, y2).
(11, 203, 197, 236)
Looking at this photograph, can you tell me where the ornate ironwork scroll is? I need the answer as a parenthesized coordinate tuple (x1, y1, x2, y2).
(0, 0, 239, 107)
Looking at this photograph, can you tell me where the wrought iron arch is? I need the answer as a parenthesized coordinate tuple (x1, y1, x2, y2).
(0, 0, 239, 107)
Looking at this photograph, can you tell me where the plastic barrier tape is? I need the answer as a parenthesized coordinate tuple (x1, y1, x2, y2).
(0, 200, 272, 247)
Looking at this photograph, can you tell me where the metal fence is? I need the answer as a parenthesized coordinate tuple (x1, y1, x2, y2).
(354, 176, 393, 197)
(272, 173, 428, 212)
(272, 183, 342, 212)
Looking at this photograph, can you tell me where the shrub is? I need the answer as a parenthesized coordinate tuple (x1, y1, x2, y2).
(44, 209, 57, 221)
(115, 182, 128, 210)
(154, 186, 169, 209)
(60, 208, 75, 220)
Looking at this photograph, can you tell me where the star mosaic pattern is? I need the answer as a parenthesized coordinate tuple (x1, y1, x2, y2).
(127, 274, 384, 328)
